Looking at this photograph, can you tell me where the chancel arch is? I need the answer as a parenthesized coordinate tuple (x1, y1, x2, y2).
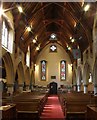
(35, 43, 72, 87)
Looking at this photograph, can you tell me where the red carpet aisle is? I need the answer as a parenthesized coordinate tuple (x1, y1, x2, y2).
(40, 95, 65, 120)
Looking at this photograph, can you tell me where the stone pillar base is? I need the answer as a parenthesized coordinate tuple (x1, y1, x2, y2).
(94, 85, 97, 95)
(84, 85, 88, 94)
(77, 85, 81, 92)
(7, 84, 14, 94)
(19, 84, 23, 92)
(73, 85, 77, 91)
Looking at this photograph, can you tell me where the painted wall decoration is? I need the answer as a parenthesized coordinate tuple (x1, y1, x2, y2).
(60, 60, 66, 80)
(41, 60, 47, 80)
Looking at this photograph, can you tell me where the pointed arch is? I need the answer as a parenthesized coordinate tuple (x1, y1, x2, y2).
(93, 11, 97, 57)
(17, 61, 25, 85)
(93, 57, 97, 85)
(0, 58, 7, 92)
(2, 52, 14, 84)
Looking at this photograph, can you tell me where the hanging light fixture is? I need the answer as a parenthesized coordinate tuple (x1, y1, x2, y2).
(74, 22, 76, 28)
(67, 45, 71, 51)
(36, 46, 40, 51)
(71, 38, 75, 43)
(68, 47, 71, 50)
(84, 4, 90, 12)
(36, 44, 40, 51)
(70, 36, 72, 40)
(17, 5, 23, 13)
(33, 39, 36, 43)
(26, 26, 31, 32)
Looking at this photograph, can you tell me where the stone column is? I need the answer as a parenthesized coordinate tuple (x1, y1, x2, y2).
(77, 85, 81, 92)
(73, 85, 77, 91)
(7, 84, 14, 94)
(84, 85, 88, 94)
(29, 83, 33, 91)
(93, 12, 97, 59)
(94, 85, 97, 95)
(19, 84, 23, 92)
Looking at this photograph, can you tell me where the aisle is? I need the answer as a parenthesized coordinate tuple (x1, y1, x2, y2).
(40, 95, 65, 120)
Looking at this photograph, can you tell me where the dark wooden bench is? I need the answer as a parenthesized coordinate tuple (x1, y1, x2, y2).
(0, 104, 17, 120)
(14, 102, 40, 120)
(58, 92, 94, 120)
(1, 89, 49, 120)
(86, 104, 97, 120)
(17, 110, 39, 120)
(65, 101, 87, 120)
(11, 91, 48, 119)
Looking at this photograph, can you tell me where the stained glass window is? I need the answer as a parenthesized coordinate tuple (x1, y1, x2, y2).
(49, 33, 57, 40)
(26, 46, 30, 67)
(41, 60, 47, 80)
(2, 19, 14, 53)
(60, 60, 66, 80)
(50, 45, 57, 52)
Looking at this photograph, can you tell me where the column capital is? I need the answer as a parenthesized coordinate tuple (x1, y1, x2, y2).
(84, 84, 88, 87)
(7, 84, 14, 87)
(94, 84, 97, 87)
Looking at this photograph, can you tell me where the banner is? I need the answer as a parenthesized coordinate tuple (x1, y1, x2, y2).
(72, 49, 81, 59)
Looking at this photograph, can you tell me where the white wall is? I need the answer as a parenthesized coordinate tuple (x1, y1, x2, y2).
(35, 43, 72, 87)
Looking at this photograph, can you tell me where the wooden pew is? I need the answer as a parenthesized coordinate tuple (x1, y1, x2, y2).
(0, 104, 17, 120)
(86, 104, 97, 120)
(15, 102, 40, 120)
(1, 87, 49, 120)
(12, 92, 47, 111)
(65, 101, 87, 120)
(12, 91, 48, 120)
(58, 92, 93, 120)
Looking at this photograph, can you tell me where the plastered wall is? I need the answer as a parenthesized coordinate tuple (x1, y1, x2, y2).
(35, 43, 72, 87)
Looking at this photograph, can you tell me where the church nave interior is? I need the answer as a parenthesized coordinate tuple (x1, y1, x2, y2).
(0, 1, 97, 120)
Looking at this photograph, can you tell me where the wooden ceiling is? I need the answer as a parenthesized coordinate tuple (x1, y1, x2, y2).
(3, 2, 97, 63)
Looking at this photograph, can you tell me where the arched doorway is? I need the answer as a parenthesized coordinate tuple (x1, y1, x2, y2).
(49, 82, 58, 94)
